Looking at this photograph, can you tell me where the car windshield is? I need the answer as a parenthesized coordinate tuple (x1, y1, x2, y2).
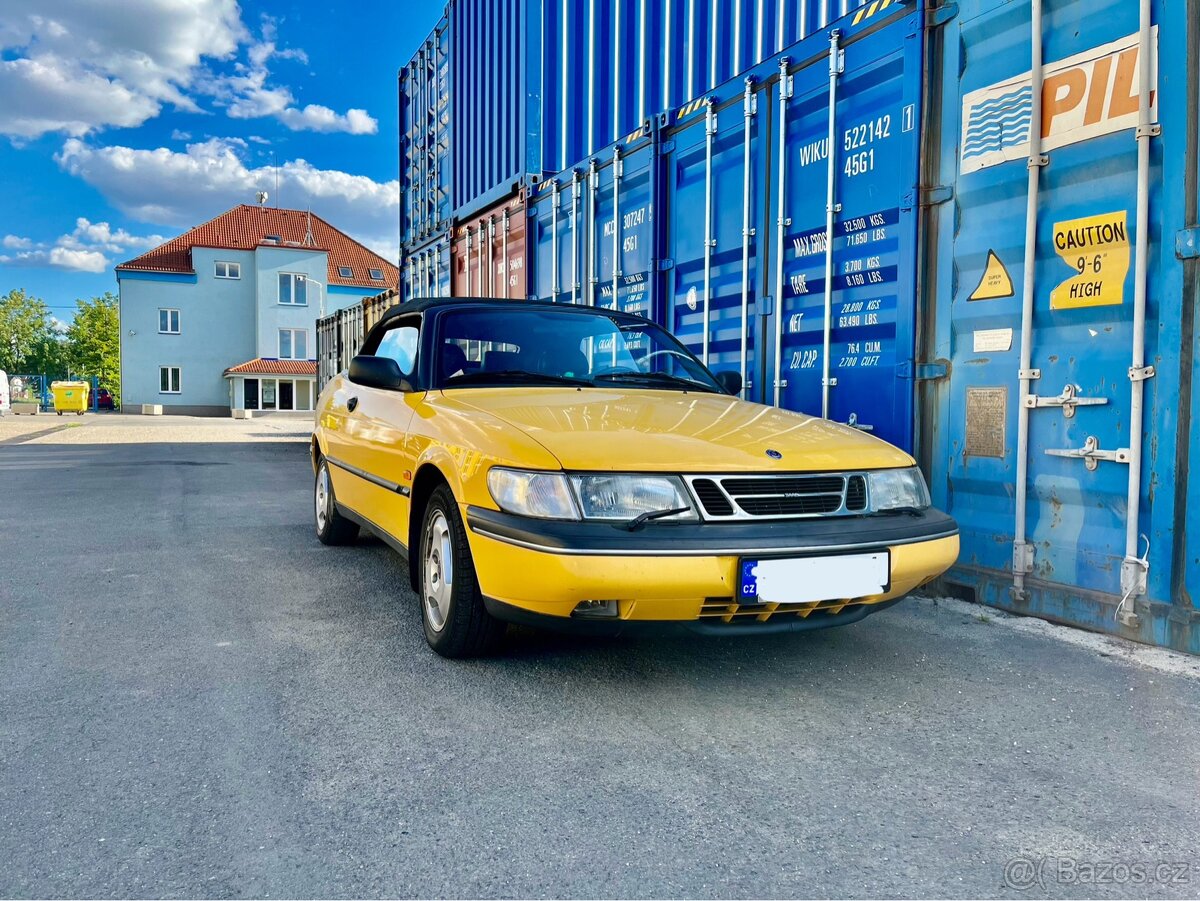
(433, 307, 723, 393)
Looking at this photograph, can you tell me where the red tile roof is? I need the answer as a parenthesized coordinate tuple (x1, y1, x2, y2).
(117, 205, 398, 289)
(224, 358, 318, 376)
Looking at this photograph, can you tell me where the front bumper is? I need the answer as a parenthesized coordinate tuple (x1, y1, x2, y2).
(464, 506, 960, 633)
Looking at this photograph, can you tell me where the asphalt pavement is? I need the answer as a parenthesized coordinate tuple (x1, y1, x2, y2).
(1, 425, 1197, 899)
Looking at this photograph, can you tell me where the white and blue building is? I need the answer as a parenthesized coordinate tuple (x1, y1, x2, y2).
(116, 204, 397, 415)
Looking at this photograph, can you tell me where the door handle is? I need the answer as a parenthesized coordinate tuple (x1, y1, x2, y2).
(347, 396, 358, 413)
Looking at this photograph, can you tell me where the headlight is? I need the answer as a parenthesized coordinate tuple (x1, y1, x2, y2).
(569, 474, 697, 521)
(487, 468, 580, 520)
(867, 467, 931, 512)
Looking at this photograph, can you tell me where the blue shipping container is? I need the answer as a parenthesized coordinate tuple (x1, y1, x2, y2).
(401, 0, 884, 241)
(402, 234, 452, 301)
(527, 0, 924, 451)
(923, 0, 1198, 654)
(399, 16, 452, 248)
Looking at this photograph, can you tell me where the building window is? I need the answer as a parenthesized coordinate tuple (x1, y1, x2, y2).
(159, 366, 181, 394)
(279, 328, 308, 360)
(158, 309, 180, 334)
(338, 266, 353, 278)
(214, 261, 241, 279)
(263, 234, 281, 245)
(369, 268, 384, 281)
(278, 272, 308, 305)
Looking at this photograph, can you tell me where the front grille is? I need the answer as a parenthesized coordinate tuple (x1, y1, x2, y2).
(686, 472, 867, 520)
(691, 478, 734, 516)
(845, 475, 868, 511)
(699, 596, 871, 623)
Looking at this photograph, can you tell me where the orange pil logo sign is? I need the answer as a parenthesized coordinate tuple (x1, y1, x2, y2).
(960, 29, 1158, 175)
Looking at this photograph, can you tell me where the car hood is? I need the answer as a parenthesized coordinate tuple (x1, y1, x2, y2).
(444, 387, 913, 472)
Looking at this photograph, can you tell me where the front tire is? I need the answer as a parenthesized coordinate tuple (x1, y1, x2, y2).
(419, 485, 504, 658)
(314, 457, 359, 546)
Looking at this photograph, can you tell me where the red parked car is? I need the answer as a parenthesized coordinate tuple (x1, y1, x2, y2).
(96, 389, 116, 411)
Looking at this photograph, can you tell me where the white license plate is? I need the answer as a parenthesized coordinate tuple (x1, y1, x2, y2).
(738, 553, 889, 604)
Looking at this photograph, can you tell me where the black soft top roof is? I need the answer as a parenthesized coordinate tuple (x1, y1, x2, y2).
(377, 297, 651, 328)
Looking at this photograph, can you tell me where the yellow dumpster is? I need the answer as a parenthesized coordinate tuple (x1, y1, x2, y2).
(51, 380, 90, 416)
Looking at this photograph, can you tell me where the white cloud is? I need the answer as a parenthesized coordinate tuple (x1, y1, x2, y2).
(277, 105, 377, 135)
(0, 246, 107, 273)
(170, 129, 192, 141)
(57, 138, 398, 261)
(214, 32, 377, 135)
(0, 4, 375, 138)
(0, 0, 245, 137)
(0, 217, 164, 272)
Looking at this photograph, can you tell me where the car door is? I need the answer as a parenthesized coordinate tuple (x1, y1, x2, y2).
(336, 316, 423, 547)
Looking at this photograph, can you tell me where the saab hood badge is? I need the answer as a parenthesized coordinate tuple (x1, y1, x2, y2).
(765, 449, 783, 460)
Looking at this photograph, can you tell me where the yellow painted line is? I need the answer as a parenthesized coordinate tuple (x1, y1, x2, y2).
(852, 6, 866, 24)
(867, 0, 880, 18)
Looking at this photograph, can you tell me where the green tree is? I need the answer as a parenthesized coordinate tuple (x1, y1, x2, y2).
(66, 293, 120, 402)
(0, 288, 52, 372)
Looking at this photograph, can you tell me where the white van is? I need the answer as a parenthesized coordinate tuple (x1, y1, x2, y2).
(0, 370, 9, 416)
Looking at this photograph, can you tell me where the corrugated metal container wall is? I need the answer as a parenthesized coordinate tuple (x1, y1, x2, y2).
(402, 236, 451, 300)
(414, 0, 882, 228)
(921, 0, 1198, 654)
(451, 193, 528, 298)
(400, 16, 451, 248)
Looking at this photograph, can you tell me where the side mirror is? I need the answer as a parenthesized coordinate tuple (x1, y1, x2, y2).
(348, 355, 411, 391)
(714, 370, 743, 396)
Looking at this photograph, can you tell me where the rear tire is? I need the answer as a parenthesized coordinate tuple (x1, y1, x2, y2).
(314, 457, 359, 546)
(419, 484, 504, 658)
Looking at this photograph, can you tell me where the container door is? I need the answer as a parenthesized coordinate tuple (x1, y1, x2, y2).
(527, 178, 584, 304)
(663, 86, 767, 400)
(768, 8, 924, 451)
(593, 130, 657, 317)
(924, 0, 1184, 645)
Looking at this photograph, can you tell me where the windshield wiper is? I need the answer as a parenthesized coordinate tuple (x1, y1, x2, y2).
(592, 371, 718, 393)
(622, 506, 691, 531)
(444, 370, 593, 388)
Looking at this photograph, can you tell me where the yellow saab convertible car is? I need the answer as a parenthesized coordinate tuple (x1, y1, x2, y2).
(312, 299, 958, 657)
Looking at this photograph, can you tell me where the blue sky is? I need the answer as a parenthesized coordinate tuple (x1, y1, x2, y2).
(0, 0, 443, 321)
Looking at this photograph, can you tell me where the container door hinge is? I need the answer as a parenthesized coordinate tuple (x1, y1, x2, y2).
(760, 295, 775, 316)
(926, 3, 959, 27)
(1176, 226, 1200, 260)
(1044, 435, 1131, 471)
(1024, 383, 1108, 418)
(657, 258, 674, 272)
(897, 360, 949, 380)
(659, 140, 675, 155)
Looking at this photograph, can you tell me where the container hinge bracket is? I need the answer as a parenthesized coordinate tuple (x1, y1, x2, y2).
(1018, 368, 1041, 381)
(1176, 226, 1200, 260)
(1129, 365, 1156, 382)
(657, 258, 674, 272)
(1012, 540, 1035, 575)
(898, 360, 949, 381)
(1119, 555, 1149, 621)
(1024, 383, 1108, 418)
(659, 140, 675, 155)
(1044, 435, 1131, 471)
(926, 3, 959, 27)
(1136, 123, 1162, 139)
(903, 185, 954, 210)
(760, 295, 775, 316)
(1028, 155, 1049, 169)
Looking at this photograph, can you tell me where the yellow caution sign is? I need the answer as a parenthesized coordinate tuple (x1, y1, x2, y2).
(1050, 211, 1130, 309)
(969, 250, 1015, 301)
